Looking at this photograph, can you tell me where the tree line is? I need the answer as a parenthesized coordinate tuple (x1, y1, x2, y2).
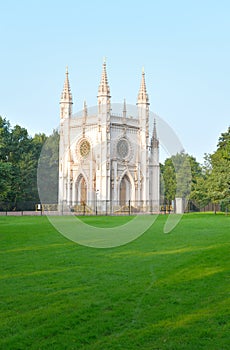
(0, 116, 59, 210)
(0, 116, 229, 211)
(161, 127, 230, 212)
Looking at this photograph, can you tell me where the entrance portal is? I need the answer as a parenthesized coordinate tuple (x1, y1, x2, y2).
(76, 176, 87, 204)
(119, 175, 131, 206)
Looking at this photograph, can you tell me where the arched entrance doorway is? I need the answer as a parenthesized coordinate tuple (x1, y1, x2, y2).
(76, 175, 87, 204)
(119, 174, 131, 206)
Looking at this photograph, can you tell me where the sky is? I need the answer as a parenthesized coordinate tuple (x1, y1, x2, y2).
(0, 0, 229, 163)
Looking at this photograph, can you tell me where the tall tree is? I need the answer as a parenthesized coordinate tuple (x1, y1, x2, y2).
(161, 158, 176, 204)
(162, 152, 201, 205)
(206, 127, 230, 212)
(37, 129, 59, 204)
(0, 162, 12, 201)
(0, 117, 10, 161)
(0, 116, 48, 209)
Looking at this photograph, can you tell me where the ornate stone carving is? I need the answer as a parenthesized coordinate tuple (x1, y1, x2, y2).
(117, 138, 129, 159)
(79, 139, 90, 158)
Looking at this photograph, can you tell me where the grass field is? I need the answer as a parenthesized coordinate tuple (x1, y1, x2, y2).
(0, 214, 229, 350)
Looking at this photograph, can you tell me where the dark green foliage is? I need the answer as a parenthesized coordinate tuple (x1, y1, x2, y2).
(208, 127, 230, 210)
(161, 157, 176, 204)
(0, 162, 12, 200)
(161, 127, 230, 211)
(37, 130, 59, 203)
(200, 127, 230, 211)
(217, 126, 230, 152)
(0, 117, 11, 161)
(161, 153, 201, 204)
(0, 116, 48, 207)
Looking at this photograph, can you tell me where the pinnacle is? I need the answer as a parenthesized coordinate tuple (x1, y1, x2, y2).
(98, 60, 111, 97)
(123, 98, 127, 112)
(123, 98, 127, 119)
(83, 100, 88, 118)
(61, 66, 72, 102)
(153, 118, 157, 139)
(151, 119, 159, 148)
(137, 69, 149, 105)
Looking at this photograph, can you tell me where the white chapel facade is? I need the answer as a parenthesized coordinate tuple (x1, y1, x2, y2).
(58, 62, 160, 211)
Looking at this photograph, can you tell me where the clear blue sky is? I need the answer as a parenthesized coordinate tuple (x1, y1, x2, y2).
(0, 0, 229, 163)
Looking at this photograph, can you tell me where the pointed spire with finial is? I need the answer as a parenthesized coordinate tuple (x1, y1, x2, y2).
(60, 66, 73, 119)
(82, 100, 87, 137)
(153, 118, 157, 139)
(122, 98, 127, 119)
(137, 67, 149, 105)
(98, 58, 111, 97)
(60, 66, 73, 103)
(83, 100, 87, 119)
(151, 118, 159, 149)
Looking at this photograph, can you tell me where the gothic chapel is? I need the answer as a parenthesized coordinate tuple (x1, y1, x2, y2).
(58, 62, 160, 212)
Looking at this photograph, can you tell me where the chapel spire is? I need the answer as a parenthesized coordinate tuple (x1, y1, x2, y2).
(98, 58, 111, 98)
(137, 67, 149, 105)
(60, 66, 73, 103)
(60, 66, 73, 120)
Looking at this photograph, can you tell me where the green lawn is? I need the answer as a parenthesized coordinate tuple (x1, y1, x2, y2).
(0, 214, 229, 350)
